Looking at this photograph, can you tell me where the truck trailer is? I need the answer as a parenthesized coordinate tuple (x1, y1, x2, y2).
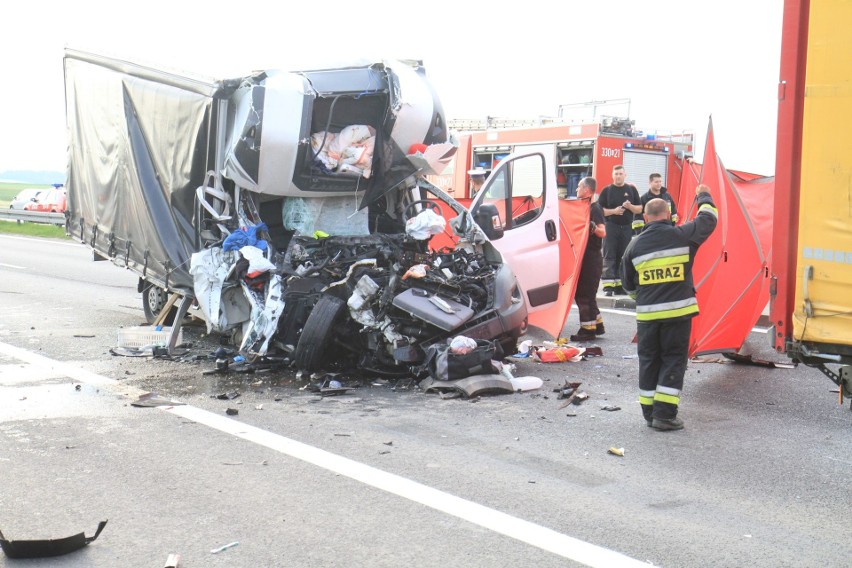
(771, 0, 852, 405)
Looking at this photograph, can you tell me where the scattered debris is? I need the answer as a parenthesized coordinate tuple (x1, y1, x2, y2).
(225, 408, 239, 416)
(723, 353, 797, 369)
(210, 541, 239, 554)
(420, 374, 515, 398)
(131, 393, 186, 408)
(534, 346, 584, 363)
(583, 346, 604, 357)
(255, 404, 263, 410)
(215, 391, 241, 400)
(622, 354, 638, 359)
(163, 552, 181, 568)
(0, 520, 107, 559)
(73, 334, 95, 338)
(601, 405, 621, 412)
(608, 447, 625, 457)
(509, 376, 544, 391)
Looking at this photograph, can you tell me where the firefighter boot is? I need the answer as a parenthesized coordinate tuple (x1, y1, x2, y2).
(596, 322, 606, 335)
(651, 416, 684, 431)
(569, 328, 596, 342)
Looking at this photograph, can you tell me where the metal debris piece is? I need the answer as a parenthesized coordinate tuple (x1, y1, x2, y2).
(131, 393, 185, 407)
(216, 391, 240, 400)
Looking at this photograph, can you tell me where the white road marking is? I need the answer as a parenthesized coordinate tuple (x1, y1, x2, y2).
(0, 234, 86, 248)
(0, 340, 648, 568)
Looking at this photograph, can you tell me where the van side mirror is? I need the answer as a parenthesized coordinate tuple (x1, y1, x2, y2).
(473, 204, 504, 240)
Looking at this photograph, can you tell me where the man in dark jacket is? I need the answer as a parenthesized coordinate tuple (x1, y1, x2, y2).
(598, 165, 642, 296)
(632, 172, 679, 234)
(622, 183, 718, 431)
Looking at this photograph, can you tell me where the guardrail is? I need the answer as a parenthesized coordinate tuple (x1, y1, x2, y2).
(0, 209, 66, 226)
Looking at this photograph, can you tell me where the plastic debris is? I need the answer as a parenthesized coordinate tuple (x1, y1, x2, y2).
(210, 541, 239, 554)
(535, 346, 584, 363)
(0, 521, 107, 559)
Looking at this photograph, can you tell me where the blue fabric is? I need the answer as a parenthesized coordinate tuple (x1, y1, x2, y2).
(223, 223, 268, 252)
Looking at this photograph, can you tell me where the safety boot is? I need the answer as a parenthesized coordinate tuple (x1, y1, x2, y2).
(596, 322, 606, 335)
(651, 417, 684, 431)
(569, 328, 596, 342)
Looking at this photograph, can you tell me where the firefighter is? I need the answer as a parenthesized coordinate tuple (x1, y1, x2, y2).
(633, 172, 680, 234)
(569, 177, 607, 342)
(598, 165, 642, 295)
(622, 183, 718, 431)
(467, 167, 487, 197)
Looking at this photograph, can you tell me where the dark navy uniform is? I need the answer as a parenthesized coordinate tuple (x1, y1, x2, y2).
(573, 202, 606, 338)
(598, 183, 641, 293)
(622, 192, 717, 423)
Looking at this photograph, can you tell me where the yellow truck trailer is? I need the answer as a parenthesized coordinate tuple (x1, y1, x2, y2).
(771, 0, 852, 406)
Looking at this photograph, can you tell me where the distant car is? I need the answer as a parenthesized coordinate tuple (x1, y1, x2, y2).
(24, 186, 67, 213)
(9, 188, 45, 210)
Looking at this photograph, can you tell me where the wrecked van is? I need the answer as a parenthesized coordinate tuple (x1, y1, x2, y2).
(63, 49, 527, 373)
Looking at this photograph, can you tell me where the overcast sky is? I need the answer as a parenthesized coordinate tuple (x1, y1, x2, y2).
(0, 0, 783, 177)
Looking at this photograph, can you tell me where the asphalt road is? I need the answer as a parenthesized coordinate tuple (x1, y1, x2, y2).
(0, 234, 850, 567)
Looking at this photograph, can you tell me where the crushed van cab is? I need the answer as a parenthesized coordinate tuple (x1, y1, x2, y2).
(64, 50, 529, 373)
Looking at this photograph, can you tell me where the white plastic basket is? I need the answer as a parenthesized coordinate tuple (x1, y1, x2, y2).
(116, 326, 183, 349)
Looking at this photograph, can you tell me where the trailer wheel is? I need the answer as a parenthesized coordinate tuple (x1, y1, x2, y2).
(294, 295, 346, 372)
(142, 284, 173, 325)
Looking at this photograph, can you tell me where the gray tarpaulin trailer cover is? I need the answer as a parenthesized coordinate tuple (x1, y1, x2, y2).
(63, 49, 527, 372)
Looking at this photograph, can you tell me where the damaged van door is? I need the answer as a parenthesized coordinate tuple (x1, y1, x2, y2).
(468, 145, 590, 338)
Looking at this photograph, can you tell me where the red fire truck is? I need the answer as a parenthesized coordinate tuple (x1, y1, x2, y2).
(428, 116, 694, 200)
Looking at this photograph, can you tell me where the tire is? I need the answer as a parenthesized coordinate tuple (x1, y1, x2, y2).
(294, 295, 346, 372)
(141, 284, 172, 325)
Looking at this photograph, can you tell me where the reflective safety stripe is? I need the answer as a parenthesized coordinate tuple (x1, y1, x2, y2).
(636, 303, 698, 321)
(632, 247, 690, 266)
(580, 320, 597, 327)
(636, 297, 698, 321)
(636, 254, 690, 270)
(654, 392, 680, 405)
(639, 389, 655, 406)
(657, 385, 680, 396)
(698, 204, 718, 218)
(631, 220, 645, 230)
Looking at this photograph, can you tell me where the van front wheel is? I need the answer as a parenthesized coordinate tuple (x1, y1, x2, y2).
(142, 284, 172, 325)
